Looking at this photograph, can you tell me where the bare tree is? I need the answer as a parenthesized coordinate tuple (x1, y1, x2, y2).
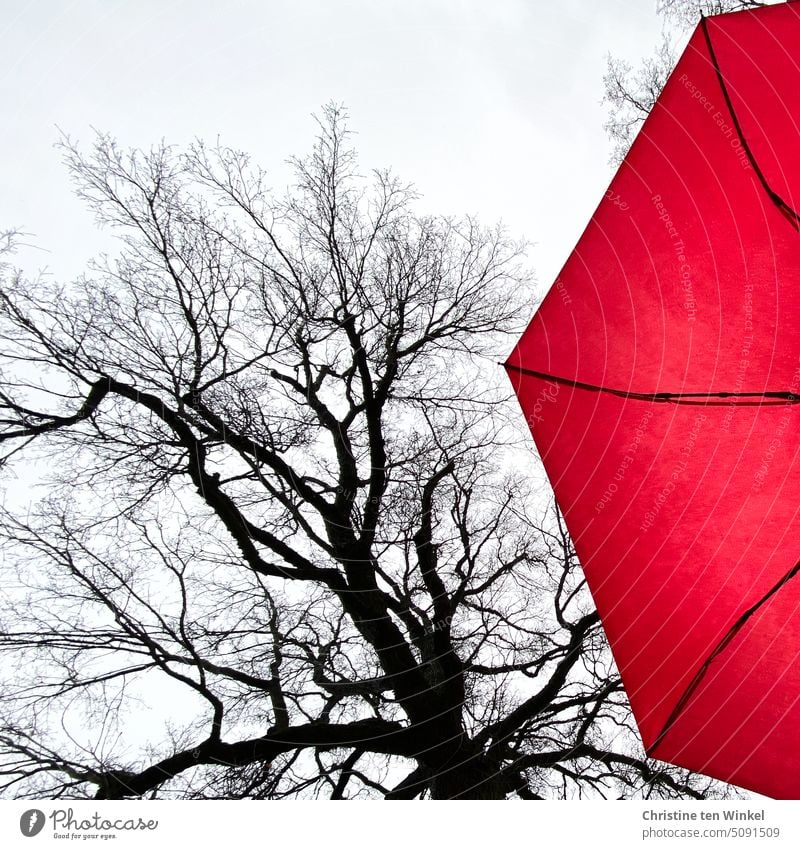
(602, 1, 770, 165)
(0, 106, 730, 800)
(657, 0, 767, 26)
(603, 33, 677, 167)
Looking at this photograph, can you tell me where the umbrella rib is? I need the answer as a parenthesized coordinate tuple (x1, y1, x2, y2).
(647, 557, 800, 759)
(700, 14, 800, 231)
(502, 363, 800, 406)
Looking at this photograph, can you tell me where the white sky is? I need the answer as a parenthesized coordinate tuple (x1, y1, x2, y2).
(1, 0, 667, 294)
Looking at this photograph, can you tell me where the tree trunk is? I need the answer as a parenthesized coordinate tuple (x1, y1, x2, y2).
(429, 754, 507, 800)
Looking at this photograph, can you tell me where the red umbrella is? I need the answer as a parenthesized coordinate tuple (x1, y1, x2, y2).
(506, 2, 800, 798)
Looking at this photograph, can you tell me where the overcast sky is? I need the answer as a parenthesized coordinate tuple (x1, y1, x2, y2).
(1, 0, 670, 297)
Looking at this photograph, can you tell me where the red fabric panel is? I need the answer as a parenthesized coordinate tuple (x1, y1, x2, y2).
(507, 4, 800, 798)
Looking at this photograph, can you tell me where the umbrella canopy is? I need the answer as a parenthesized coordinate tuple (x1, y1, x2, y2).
(506, 2, 800, 799)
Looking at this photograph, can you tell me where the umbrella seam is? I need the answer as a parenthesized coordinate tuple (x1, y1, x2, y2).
(646, 557, 800, 758)
(502, 362, 800, 406)
(700, 14, 800, 231)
